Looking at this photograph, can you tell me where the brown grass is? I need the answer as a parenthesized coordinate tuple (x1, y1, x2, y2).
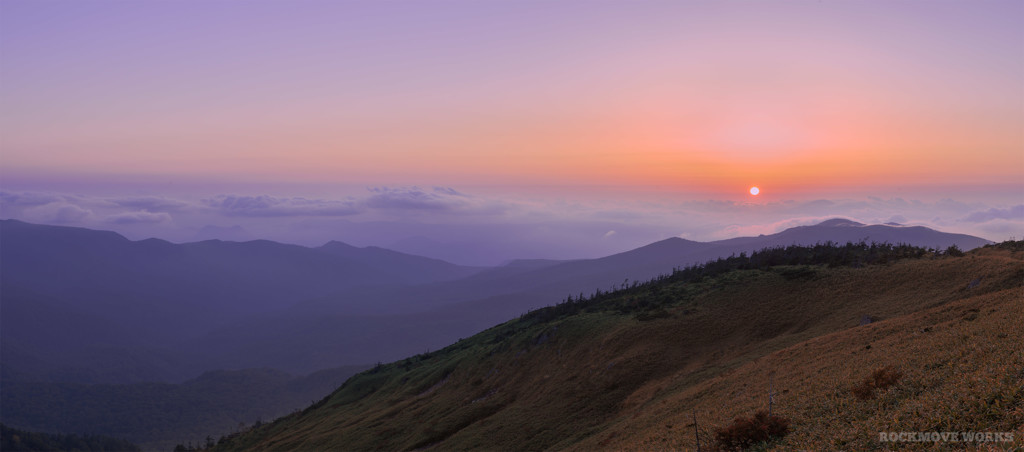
(713, 410, 790, 451)
(214, 248, 1024, 451)
(595, 252, 1024, 451)
(851, 365, 904, 400)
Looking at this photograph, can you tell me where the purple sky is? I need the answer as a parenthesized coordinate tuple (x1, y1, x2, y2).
(1, 0, 1021, 264)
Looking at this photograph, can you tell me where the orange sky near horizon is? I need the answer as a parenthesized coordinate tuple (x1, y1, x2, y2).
(1, 1, 1021, 199)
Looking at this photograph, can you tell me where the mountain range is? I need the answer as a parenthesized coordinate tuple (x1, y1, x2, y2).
(0, 218, 994, 449)
(0, 218, 989, 383)
(0, 219, 480, 383)
(212, 241, 1024, 451)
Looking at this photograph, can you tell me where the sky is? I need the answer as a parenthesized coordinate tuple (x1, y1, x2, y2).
(1, 0, 1022, 265)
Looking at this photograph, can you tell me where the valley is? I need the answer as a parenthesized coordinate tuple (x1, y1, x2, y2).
(0, 219, 1013, 450)
(212, 242, 1024, 451)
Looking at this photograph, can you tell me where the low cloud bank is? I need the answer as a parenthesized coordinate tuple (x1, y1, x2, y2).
(1, 187, 1019, 265)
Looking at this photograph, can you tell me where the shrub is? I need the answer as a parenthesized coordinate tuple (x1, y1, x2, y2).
(713, 410, 790, 451)
(851, 365, 903, 400)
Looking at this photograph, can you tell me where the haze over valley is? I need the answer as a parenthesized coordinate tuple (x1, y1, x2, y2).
(1, 0, 1021, 450)
(0, 218, 1005, 449)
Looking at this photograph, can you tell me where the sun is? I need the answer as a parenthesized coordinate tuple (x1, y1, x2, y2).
(749, 186, 760, 196)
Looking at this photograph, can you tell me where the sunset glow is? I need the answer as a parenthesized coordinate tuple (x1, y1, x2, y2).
(2, 3, 1023, 449)
(0, 0, 1021, 254)
(2, 1, 1021, 195)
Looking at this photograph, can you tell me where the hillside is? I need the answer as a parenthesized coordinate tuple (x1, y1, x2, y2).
(1, 219, 991, 381)
(0, 220, 1002, 451)
(213, 242, 1023, 451)
(190, 219, 993, 374)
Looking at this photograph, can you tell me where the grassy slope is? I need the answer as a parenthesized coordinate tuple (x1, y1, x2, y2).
(216, 246, 1023, 451)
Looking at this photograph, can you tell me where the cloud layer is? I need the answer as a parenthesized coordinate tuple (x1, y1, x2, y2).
(203, 195, 362, 217)
(1, 187, 1020, 265)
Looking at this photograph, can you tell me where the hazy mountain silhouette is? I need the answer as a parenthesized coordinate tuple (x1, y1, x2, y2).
(210, 242, 1022, 451)
(316, 240, 480, 284)
(712, 218, 990, 250)
(0, 218, 991, 381)
(178, 218, 992, 374)
(0, 218, 996, 449)
(192, 224, 252, 242)
(0, 219, 480, 383)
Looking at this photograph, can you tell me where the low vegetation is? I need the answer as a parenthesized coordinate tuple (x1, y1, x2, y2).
(525, 241, 932, 325)
(850, 365, 904, 400)
(210, 241, 1023, 451)
(713, 411, 790, 451)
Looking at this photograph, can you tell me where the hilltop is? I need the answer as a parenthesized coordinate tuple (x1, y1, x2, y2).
(212, 242, 1023, 451)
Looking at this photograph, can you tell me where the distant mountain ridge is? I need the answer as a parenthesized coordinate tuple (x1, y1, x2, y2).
(713, 218, 990, 251)
(0, 219, 481, 383)
(170, 218, 992, 375)
(209, 242, 1024, 451)
(316, 240, 480, 284)
(0, 218, 996, 450)
(0, 218, 991, 383)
